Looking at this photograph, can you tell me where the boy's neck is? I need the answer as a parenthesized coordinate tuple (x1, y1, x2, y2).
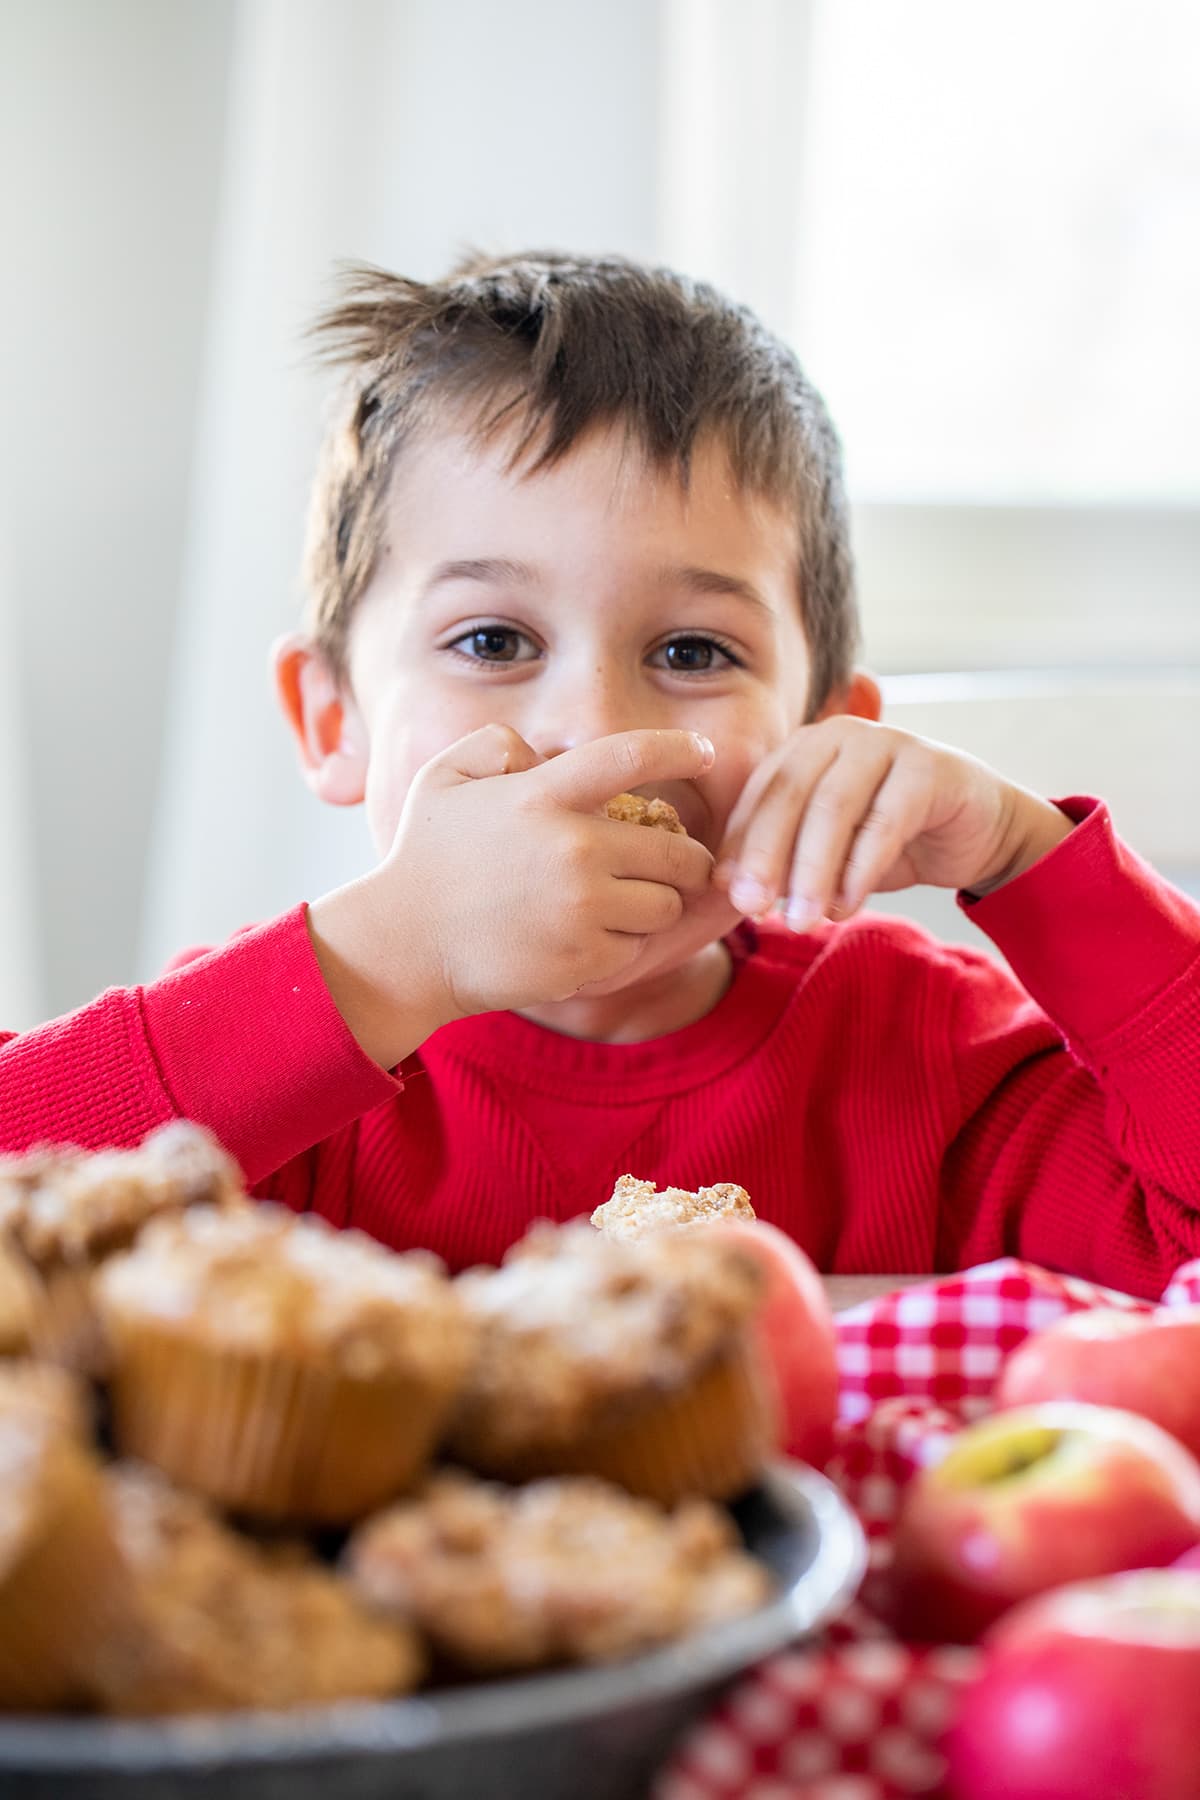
(515, 941, 734, 1045)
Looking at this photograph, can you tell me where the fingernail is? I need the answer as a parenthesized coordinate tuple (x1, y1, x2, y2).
(713, 858, 736, 890)
(690, 733, 715, 768)
(730, 875, 771, 916)
(786, 896, 820, 932)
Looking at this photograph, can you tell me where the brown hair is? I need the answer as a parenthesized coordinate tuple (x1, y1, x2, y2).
(304, 250, 858, 714)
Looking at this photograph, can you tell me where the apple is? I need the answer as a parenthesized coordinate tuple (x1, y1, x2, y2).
(944, 1569, 1200, 1800)
(996, 1305, 1200, 1462)
(706, 1217, 838, 1469)
(889, 1401, 1200, 1642)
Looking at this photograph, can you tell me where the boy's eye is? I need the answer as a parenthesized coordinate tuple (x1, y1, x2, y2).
(653, 635, 739, 673)
(449, 626, 537, 664)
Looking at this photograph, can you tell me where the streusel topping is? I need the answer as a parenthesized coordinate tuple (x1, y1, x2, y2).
(98, 1202, 474, 1381)
(452, 1221, 764, 1446)
(0, 1122, 242, 1269)
(347, 1468, 771, 1670)
(592, 1174, 756, 1241)
(102, 1464, 421, 1710)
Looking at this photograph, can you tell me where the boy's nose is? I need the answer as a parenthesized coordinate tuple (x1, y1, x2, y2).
(529, 674, 649, 759)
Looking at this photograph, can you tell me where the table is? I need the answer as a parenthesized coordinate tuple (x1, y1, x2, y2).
(823, 1273, 930, 1312)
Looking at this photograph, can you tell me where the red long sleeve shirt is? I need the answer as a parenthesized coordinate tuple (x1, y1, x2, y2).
(3, 800, 1199, 1299)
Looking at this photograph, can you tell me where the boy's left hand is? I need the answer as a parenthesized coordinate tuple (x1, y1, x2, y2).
(715, 717, 1073, 929)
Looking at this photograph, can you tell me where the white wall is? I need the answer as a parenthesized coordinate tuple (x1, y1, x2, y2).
(0, 0, 234, 1024)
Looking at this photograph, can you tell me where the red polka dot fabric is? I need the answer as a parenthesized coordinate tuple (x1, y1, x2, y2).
(657, 1255, 1200, 1800)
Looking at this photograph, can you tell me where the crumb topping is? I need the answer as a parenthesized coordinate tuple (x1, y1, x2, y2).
(97, 1203, 474, 1381)
(101, 1464, 421, 1710)
(347, 1468, 771, 1670)
(452, 1222, 763, 1449)
(603, 792, 687, 833)
(0, 1122, 243, 1269)
(592, 1174, 756, 1241)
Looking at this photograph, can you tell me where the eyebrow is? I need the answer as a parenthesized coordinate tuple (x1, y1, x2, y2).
(420, 557, 772, 614)
(419, 557, 536, 600)
(660, 565, 773, 614)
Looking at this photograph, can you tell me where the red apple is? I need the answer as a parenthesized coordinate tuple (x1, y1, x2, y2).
(944, 1569, 1200, 1800)
(996, 1305, 1200, 1462)
(706, 1218, 838, 1468)
(889, 1401, 1200, 1642)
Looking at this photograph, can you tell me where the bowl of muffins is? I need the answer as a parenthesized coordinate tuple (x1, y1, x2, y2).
(0, 1126, 865, 1800)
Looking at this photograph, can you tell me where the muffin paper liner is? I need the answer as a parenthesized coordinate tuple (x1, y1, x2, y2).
(458, 1329, 780, 1506)
(106, 1322, 458, 1522)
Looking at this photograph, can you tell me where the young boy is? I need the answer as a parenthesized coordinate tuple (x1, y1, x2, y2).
(2, 251, 1198, 1299)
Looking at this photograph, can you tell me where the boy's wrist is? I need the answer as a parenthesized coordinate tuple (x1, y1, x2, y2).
(964, 791, 1075, 900)
(306, 876, 455, 1070)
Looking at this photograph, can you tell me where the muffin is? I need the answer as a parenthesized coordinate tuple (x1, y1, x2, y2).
(603, 792, 687, 832)
(0, 1122, 243, 1375)
(0, 1359, 93, 1441)
(448, 1222, 779, 1504)
(92, 1464, 423, 1714)
(0, 1237, 38, 1356)
(0, 1404, 130, 1710)
(592, 1173, 756, 1242)
(347, 1468, 772, 1674)
(98, 1203, 476, 1522)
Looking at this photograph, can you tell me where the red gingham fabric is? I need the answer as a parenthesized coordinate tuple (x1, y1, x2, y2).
(657, 1256, 1200, 1800)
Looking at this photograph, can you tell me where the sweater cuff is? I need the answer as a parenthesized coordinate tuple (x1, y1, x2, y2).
(960, 797, 1200, 1046)
(139, 903, 400, 1184)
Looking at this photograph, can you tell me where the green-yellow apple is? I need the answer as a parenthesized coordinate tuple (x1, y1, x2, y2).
(996, 1306, 1200, 1461)
(944, 1569, 1200, 1800)
(889, 1401, 1200, 1642)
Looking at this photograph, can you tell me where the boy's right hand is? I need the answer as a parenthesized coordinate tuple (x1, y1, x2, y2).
(306, 724, 717, 1068)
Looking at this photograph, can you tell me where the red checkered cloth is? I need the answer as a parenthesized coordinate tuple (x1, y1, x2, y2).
(656, 1256, 1200, 1800)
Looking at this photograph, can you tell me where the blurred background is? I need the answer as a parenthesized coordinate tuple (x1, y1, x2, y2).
(1, 0, 1197, 1029)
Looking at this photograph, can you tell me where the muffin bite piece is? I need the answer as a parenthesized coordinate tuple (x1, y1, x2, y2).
(0, 1122, 243, 1375)
(98, 1203, 476, 1522)
(347, 1468, 772, 1674)
(448, 1221, 779, 1504)
(93, 1464, 423, 1714)
(603, 791, 687, 832)
(592, 1174, 756, 1242)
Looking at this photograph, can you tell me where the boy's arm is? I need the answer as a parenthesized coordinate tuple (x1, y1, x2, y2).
(938, 798, 1200, 1297)
(0, 906, 399, 1184)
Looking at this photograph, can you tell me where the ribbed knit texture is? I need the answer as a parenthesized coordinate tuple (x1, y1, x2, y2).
(3, 801, 1198, 1300)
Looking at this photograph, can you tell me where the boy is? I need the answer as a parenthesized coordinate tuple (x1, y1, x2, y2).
(2, 251, 1198, 1298)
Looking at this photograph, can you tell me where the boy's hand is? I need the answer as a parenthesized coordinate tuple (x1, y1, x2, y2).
(307, 725, 717, 1065)
(716, 717, 1072, 930)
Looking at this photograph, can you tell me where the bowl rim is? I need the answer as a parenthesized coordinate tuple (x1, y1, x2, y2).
(0, 1459, 865, 1772)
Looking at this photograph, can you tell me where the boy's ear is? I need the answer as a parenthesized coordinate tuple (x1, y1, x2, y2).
(815, 669, 882, 724)
(271, 633, 369, 806)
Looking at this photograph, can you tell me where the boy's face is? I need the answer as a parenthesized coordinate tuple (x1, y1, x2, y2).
(339, 420, 814, 862)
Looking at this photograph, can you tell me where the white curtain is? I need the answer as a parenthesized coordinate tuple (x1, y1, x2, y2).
(139, 0, 665, 977)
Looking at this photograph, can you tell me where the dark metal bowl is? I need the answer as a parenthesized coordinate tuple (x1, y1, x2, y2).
(0, 1461, 864, 1800)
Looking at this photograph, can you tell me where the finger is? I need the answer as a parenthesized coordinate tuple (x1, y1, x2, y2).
(603, 820, 714, 897)
(603, 877, 685, 937)
(430, 722, 542, 784)
(835, 760, 932, 914)
(719, 737, 842, 916)
(783, 749, 894, 928)
(538, 729, 715, 813)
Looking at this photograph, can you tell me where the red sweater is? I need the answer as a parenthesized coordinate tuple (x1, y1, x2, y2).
(3, 800, 1199, 1299)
